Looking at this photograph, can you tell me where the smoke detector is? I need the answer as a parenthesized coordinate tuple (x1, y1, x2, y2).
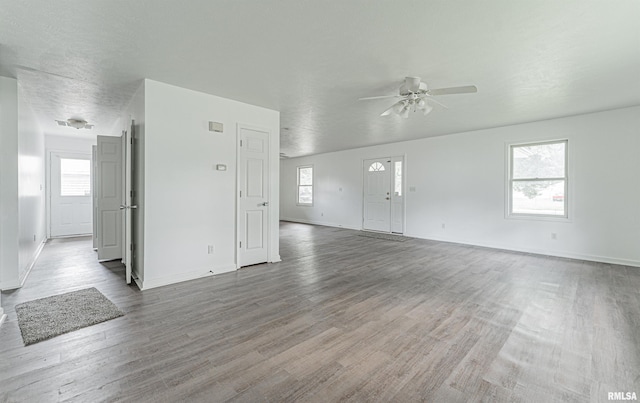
(55, 118, 94, 130)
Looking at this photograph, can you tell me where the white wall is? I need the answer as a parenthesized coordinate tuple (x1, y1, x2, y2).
(0, 77, 47, 290)
(141, 79, 280, 289)
(18, 85, 46, 283)
(0, 76, 19, 290)
(281, 106, 640, 267)
(45, 134, 96, 155)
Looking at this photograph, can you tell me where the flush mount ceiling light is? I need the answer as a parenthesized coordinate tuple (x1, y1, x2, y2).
(359, 76, 477, 118)
(55, 118, 94, 130)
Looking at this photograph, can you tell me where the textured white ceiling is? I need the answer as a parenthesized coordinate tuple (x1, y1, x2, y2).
(1, 1, 638, 156)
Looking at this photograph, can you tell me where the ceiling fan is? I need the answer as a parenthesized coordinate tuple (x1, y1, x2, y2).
(359, 77, 477, 118)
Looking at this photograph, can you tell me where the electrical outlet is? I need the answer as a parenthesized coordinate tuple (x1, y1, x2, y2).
(207, 245, 215, 254)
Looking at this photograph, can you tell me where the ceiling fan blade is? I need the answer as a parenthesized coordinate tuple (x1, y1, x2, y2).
(426, 85, 477, 96)
(359, 95, 401, 101)
(423, 96, 449, 109)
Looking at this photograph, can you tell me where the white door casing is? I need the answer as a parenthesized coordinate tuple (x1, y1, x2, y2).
(92, 146, 98, 249)
(237, 125, 270, 267)
(363, 156, 405, 233)
(363, 158, 391, 232)
(122, 130, 132, 284)
(96, 136, 123, 261)
(50, 152, 92, 237)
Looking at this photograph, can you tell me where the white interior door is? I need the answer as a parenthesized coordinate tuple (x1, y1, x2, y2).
(363, 158, 391, 232)
(50, 152, 92, 237)
(238, 126, 269, 267)
(122, 122, 138, 285)
(96, 135, 123, 261)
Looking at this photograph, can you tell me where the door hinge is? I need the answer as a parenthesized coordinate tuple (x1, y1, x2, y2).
(240, 140, 243, 147)
(239, 241, 242, 248)
(130, 244, 133, 251)
(130, 190, 133, 197)
(130, 137, 133, 144)
(240, 190, 242, 197)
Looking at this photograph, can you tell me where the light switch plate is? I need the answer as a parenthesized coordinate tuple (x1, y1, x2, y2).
(216, 164, 227, 171)
(209, 121, 224, 132)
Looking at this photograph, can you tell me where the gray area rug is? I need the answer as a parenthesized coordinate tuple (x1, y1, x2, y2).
(358, 231, 409, 242)
(15, 287, 124, 346)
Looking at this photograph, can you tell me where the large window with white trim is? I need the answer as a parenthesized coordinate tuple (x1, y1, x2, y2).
(297, 165, 313, 206)
(509, 140, 567, 218)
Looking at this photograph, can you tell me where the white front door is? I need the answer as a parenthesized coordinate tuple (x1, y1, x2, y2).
(238, 126, 270, 267)
(363, 158, 391, 232)
(50, 152, 92, 237)
(96, 135, 123, 261)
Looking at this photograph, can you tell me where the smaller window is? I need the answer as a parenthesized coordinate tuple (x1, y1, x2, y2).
(369, 162, 385, 172)
(297, 165, 313, 205)
(61, 158, 91, 196)
(394, 161, 402, 196)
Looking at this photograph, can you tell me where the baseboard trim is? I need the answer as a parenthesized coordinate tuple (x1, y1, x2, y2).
(18, 239, 47, 288)
(403, 233, 640, 268)
(282, 219, 639, 267)
(139, 264, 237, 290)
(281, 217, 361, 231)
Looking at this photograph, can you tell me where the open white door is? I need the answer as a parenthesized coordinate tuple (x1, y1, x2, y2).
(122, 122, 139, 285)
(238, 126, 270, 267)
(122, 130, 132, 284)
(96, 135, 123, 261)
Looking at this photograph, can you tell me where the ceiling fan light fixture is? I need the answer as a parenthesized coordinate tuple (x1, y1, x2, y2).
(421, 103, 433, 115)
(400, 107, 410, 119)
(55, 118, 94, 130)
(360, 76, 476, 118)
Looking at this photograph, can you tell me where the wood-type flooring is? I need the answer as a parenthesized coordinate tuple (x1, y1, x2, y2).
(1, 222, 639, 402)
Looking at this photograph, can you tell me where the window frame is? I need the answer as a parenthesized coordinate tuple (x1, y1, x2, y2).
(296, 165, 314, 206)
(507, 139, 569, 220)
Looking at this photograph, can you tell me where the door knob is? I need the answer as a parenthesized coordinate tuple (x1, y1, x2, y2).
(385, 197, 390, 200)
(130, 205, 138, 209)
(119, 205, 127, 210)
(261, 202, 269, 206)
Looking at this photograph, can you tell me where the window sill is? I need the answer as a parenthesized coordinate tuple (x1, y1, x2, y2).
(506, 213, 571, 223)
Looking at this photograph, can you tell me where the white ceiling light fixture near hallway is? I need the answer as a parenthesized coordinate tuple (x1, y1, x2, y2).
(55, 119, 94, 130)
(359, 77, 477, 118)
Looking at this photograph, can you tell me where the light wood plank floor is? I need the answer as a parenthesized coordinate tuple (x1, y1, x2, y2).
(1, 222, 639, 402)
